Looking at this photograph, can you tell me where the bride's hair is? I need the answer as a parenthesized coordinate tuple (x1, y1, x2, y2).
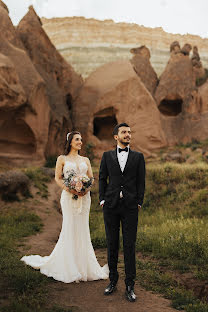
(64, 131, 81, 155)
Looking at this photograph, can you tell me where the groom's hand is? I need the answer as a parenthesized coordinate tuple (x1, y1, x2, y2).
(100, 200, 105, 207)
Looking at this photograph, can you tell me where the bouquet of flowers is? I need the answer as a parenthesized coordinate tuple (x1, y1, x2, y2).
(63, 169, 94, 200)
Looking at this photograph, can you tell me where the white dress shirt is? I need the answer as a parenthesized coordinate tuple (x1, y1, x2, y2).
(117, 145, 129, 174)
(117, 145, 129, 198)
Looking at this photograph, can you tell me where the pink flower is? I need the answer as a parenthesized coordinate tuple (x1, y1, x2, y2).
(70, 181, 76, 187)
(75, 181, 83, 192)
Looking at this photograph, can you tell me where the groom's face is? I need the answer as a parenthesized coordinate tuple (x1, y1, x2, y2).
(114, 126, 131, 146)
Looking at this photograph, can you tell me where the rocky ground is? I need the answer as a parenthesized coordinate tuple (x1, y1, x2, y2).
(146, 141, 208, 164)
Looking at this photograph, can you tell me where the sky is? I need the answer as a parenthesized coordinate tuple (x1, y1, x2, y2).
(3, 0, 208, 38)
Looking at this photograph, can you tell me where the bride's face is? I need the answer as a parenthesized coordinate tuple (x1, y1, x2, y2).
(71, 134, 82, 151)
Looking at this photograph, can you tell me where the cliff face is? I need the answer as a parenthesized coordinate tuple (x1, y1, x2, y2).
(0, 4, 83, 165)
(1, 6, 208, 161)
(42, 16, 208, 78)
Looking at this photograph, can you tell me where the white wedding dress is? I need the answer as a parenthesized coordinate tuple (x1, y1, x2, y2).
(21, 158, 109, 283)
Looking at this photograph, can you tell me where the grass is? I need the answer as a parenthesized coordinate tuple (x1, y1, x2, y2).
(136, 163, 208, 265)
(89, 162, 208, 310)
(0, 169, 74, 312)
(23, 167, 52, 198)
(0, 207, 47, 311)
(1, 161, 208, 311)
(91, 163, 208, 258)
(136, 259, 208, 311)
(0, 204, 76, 312)
(176, 138, 208, 151)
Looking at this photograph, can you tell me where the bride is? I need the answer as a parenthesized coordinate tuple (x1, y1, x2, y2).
(21, 131, 109, 283)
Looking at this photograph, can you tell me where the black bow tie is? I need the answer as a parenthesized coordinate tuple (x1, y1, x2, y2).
(118, 147, 128, 153)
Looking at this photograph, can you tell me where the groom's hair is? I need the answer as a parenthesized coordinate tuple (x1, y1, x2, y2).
(113, 123, 130, 135)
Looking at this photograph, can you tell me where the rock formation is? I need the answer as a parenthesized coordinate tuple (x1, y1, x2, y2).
(72, 40, 208, 156)
(198, 81, 208, 113)
(180, 43, 192, 56)
(0, 0, 8, 12)
(1, 4, 208, 160)
(17, 6, 83, 158)
(191, 46, 205, 80)
(130, 45, 158, 95)
(74, 60, 166, 156)
(170, 41, 181, 55)
(154, 42, 208, 146)
(0, 53, 26, 109)
(0, 3, 82, 164)
(0, 170, 30, 200)
(192, 46, 200, 63)
(0, 2, 46, 162)
(41, 16, 208, 78)
(17, 7, 82, 104)
(155, 42, 197, 115)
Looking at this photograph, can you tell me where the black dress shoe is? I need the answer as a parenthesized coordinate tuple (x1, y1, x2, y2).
(125, 286, 136, 302)
(104, 282, 117, 295)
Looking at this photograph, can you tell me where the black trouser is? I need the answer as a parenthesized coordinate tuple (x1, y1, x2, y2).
(103, 198, 138, 287)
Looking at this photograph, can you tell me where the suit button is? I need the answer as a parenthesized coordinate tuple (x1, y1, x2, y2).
(121, 186, 123, 188)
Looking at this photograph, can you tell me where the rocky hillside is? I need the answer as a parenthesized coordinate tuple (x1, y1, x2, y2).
(1, 3, 208, 161)
(0, 3, 82, 165)
(42, 16, 208, 78)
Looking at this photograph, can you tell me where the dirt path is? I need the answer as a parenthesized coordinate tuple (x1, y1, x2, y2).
(20, 181, 176, 312)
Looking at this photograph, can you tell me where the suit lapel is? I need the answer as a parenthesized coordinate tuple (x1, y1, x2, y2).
(123, 148, 134, 175)
(111, 148, 122, 174)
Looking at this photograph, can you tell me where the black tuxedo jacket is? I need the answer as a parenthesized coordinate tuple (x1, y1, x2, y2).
(99, 148, 145, 209)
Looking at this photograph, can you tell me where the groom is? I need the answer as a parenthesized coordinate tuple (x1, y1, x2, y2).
(99, 123, 145, 302)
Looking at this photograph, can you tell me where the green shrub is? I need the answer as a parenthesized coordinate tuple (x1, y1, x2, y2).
(85, 142, 95, 161)
(24, 168, 52, 198)
(44, 155, 57, 168)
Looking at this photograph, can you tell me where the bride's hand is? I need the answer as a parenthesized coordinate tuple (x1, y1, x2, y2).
(70, 189, 79, 196)
(63, 186, 70, 192)
(78, 190, 87, 197)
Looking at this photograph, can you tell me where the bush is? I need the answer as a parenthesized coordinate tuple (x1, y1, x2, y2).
(24, 168, 52, 198)
(85, 142, 95, 162)
(44, 155, 57, 168)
